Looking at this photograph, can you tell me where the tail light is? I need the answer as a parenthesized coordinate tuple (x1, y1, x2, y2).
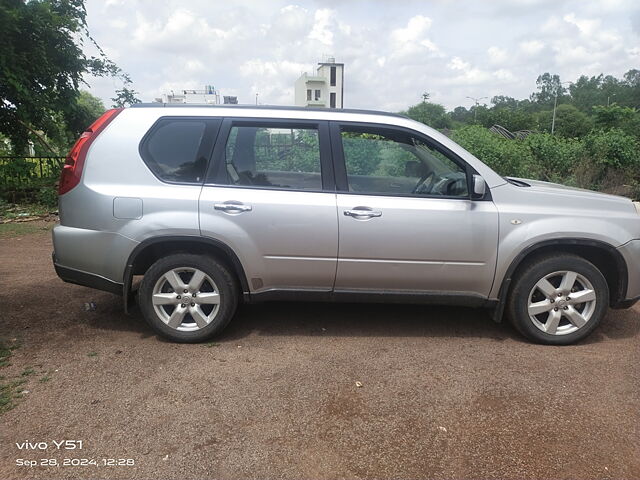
(58, 108, 123, 195)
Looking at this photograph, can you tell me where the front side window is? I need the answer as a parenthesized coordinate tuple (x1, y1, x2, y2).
(315, 89, 321, 100)
(224, 125, 322, 191)
(306, 89, 312, 101)
(141, 119, 210, 183)
(340, 126, 469, 197)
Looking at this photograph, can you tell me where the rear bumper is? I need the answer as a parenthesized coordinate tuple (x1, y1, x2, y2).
(53, 252, 123, 295)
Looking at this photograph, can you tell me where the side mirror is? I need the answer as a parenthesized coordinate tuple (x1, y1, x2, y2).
(472, 175, 486, 199)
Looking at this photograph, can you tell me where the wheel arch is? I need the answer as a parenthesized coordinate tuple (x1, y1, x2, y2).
(492, 238, 629, 322)
(123, 235, 250, 313)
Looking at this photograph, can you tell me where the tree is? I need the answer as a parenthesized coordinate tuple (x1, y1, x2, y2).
(0, 0, 132, 153)
(531, 73, 566, 106)
(402, 101, 451, 129)
(111, 75, 141, 108)
(544, 104, 593, 138)
(65, 91, 105, 139)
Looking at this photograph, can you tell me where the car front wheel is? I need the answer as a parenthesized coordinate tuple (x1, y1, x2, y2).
(138, 254, 238, 342)
(507, 254, 609, 345)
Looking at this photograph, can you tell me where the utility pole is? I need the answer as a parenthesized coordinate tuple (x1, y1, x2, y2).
(255, 93, 259, 105)
(551, 81, 571, 135)
(466, 96, 487, 122)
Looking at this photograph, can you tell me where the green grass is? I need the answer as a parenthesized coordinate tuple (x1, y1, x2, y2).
(87, 351, 98, 357)
(21, 367, 35, 377)
(203, 342, 221, 348)
(0, 341, 19, 368)
(39, 375, 51, 383)
(0, 341, 26, 414)
(0, 201, 53, 219)
(0, 222, 51, 238)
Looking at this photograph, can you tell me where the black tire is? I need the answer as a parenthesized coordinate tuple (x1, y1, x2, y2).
(138, 254, 239, 343)
(506, 254, 609, 345)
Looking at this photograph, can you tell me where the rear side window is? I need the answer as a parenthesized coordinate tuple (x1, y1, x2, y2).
(222, 124, 322, 191)
(141, 119, 217, 183)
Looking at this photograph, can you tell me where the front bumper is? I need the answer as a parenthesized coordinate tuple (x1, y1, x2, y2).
(616, 239, 640, 307)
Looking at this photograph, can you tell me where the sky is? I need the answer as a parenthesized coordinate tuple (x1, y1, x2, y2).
(83, 0, 640, 112)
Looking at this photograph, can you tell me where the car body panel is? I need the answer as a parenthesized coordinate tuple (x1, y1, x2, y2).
(199, 186, 339, 291)
(334, 193, 499, 296)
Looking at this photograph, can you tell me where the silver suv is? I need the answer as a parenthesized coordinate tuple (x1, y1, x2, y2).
(52, 105, 640, 344)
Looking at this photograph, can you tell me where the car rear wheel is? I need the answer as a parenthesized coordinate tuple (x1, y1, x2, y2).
(138, 254, 238, 342)
(507, 254, 609, 345)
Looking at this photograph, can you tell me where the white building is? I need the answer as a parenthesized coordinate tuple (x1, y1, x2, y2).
(154, 86, 238, 105)
(294, 58, 344, 108)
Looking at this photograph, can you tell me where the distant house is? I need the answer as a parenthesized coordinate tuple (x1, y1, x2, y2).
(154, 85, 237, 105)
(294, 58, 344, 108)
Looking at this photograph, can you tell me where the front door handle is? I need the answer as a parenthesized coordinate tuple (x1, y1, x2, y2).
(214, 203, 252, 213)
(344, 208, 382, 218)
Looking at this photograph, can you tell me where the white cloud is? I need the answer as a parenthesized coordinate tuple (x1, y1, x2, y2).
(447, 57, 470, 71)
(308, 9, 335, 46)
(520, 40, 545, 55)
(563, 13, 600, 35)
(488, 46, 508, 65)
(82, 0, 640, 112)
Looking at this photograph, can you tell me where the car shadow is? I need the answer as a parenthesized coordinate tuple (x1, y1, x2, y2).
(221, 301, 516, 341)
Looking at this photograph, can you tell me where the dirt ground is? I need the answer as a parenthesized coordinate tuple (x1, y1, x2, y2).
(0, 222, 639, 480)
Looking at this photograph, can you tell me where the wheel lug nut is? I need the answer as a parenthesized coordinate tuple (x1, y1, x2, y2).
(177, 295, 181, 299)
(566, 297, 571, 301)
(557, 293, 562, 297)
(554, 307, 558, 311)
(181, 304, 186, 308)
(550, 299, 555, 303)
(563, 306, 569, 310)
(190, 303, 195, 307)
(183, 289, 188, 293)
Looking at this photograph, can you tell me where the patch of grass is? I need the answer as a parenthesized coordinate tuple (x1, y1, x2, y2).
(87, 351, 98, 357)
(21, 367, 35, 377)
(0, 340, 20, 368)
(39, 375, 51, 383)
(0, 222, 43, 238)
(0, 379, 26, 414)
(0, 202, 52, 219)
(0, 339, 27, 415)
(203, 342, 221, 348)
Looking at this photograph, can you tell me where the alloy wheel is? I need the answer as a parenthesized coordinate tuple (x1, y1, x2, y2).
(151, 267, 221, 332)
(527, 270, 597, 335)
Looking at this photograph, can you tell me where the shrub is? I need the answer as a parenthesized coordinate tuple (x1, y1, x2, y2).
(451, 126, 533, 178)
(523, 133, 583, 183)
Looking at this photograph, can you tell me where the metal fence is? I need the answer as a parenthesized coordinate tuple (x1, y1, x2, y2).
(0, 156, 65, 203)
(0, 156, 64, 184)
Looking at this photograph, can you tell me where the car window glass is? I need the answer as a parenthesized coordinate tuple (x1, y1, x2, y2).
(340, 127, 468, 197)
(224, 125, 322, 191)
(141, 120, 208, 183)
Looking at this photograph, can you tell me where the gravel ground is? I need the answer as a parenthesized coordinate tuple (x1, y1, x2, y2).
(0, 223, 639, 480)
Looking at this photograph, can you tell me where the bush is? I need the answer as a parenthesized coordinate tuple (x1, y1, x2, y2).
(35, 186, 58, 209)
(583, 128, 639, 169)
(523, 134, 583, 183)
(451, 126, 533, 178)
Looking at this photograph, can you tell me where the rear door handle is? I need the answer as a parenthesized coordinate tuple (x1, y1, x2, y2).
(214, 203, 252, 213)
(344, 209, 382, 218)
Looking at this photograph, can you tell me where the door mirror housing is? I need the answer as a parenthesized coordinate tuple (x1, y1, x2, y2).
(472, 175, 487, 199)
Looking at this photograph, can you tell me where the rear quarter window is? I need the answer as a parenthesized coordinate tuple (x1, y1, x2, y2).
(140, 118, 218, 183)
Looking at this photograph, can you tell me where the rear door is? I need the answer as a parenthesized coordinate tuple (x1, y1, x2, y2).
(199, 118, 338, 293)
(331, 122, 499, 299)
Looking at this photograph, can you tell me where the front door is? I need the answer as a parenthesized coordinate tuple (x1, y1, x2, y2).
(199, 118, 338, 293)
(331, 122, 498, 298)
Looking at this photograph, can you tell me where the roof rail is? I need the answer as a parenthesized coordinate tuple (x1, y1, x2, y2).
(129, 103, 404, 119)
